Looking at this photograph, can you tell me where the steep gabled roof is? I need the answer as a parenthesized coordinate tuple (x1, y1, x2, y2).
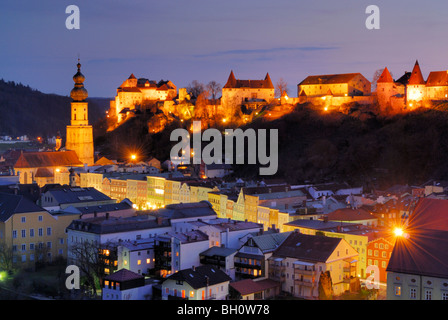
(377, 67, 394, 83)
(407, 60, 425, 85)
(223, 71, 274, 89)
(14, 151, 82, 169)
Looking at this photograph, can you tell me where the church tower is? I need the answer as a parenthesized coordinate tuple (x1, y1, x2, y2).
(65, 60, 94, 166)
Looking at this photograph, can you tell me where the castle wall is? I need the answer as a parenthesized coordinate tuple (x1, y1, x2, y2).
(221, 88, 275, 109)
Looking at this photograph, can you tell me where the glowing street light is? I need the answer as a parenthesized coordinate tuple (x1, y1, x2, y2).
(393, 227, 404, 237)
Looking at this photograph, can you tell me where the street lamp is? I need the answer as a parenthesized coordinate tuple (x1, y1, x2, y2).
(393, 227, 404, 237)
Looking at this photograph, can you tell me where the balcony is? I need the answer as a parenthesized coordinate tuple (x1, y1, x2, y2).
(294, 268, 316, 276)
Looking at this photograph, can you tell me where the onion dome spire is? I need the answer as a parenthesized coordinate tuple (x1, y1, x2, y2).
(70, 59, 88, 102)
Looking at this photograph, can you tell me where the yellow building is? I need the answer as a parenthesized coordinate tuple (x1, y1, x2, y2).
(65, 60, 94, 166)
(298, 73, 371, 98)
(0, 193, 79, 268)
(79, 172, 104, 192)
(232, 189, 245, 221)
(269, 231, 359, 299)
(244, 193, 259, 223)
(208, 192, 222, 217)
(14, 150, 83, 186)
(283, 219, 368, 278)
(146, 176, 166, 209)
(109, 74, 177, 124)
(221, 70, 275, 113)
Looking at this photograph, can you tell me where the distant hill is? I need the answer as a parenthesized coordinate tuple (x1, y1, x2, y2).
(0, 79, 110, 138)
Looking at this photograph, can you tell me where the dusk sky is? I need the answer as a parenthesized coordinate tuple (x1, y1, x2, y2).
(1, 0, 448, 98)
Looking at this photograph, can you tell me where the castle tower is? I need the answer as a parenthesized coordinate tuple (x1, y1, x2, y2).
(65, 60, 94, 166)
(376, 67, 395, 108)
(406, 60, 426, 105)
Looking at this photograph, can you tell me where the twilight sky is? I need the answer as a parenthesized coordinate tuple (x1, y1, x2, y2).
(1, 0, 448, 98)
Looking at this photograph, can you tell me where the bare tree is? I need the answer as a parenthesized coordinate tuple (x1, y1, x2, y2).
(68, 240, 118, 297)
(275, 78, 289, 98)
(186, 80, 206, 99)
(206, 81, 222, 104)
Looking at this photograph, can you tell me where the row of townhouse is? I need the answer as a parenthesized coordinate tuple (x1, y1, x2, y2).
(64, 170, 319, 233)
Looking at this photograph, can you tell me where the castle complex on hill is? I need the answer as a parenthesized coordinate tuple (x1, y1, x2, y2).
(106, 60, 448, 130)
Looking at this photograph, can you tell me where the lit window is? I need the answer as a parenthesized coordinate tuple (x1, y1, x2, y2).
(395, 286, 401, 296)
(137, 260, 141, 265)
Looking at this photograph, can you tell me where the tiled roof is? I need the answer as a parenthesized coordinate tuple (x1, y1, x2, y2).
(35, 167, 53, 178)
(407, 198, 448, 232)
(386, 228, 448, 278)
(327, 207, 375, 222)
(223, 70, 274, 89)
(66, 214, 171, 234)
(104, 268, 144, 282)
(200, 246, 237, 257)
(46, 187, 112, 205)
(299, 73, 363, 86)
(0, 192, 46, 222)
(14, 151, 82, 168)
(230, 278, 280, 296)
(407, 60, 425, 85)
(377, 67, 394, 83)
(273, 232, 342, 263)
(425, 71, 448, 87)
(152, 201, 217, 220)
(165, 265, 231, 289)
(249, 232, 292, 252)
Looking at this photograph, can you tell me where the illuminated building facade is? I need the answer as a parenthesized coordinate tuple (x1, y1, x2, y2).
(109, 73, 177, 124)
(65, 60, 95, 166)
(221, 70, 275, 111)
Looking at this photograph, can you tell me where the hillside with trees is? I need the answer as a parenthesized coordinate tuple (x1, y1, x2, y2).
(94, 100, 448, 191)
(0, 79, 109, 138)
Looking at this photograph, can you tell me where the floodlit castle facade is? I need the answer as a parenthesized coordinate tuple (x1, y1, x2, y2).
(377, 60, 448, 110)
(109, 74, 177, 124)
(221, 70, 275, 109)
